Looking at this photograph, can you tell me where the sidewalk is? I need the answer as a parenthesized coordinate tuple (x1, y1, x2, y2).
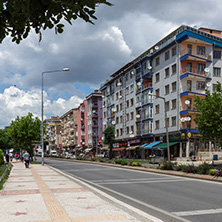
(0, 161, 162, 222)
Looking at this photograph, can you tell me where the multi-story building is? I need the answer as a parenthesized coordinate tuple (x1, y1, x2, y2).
(60, 108, 78, 153)
(44, 116, 61, 153)
(77, 90, 103, 149)
(100, 25, 222, 160)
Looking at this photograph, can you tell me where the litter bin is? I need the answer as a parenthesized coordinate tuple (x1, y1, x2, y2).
(213, 154, 218, 160)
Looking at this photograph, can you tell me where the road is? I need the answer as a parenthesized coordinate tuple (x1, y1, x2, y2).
(44, 158, 222, 222)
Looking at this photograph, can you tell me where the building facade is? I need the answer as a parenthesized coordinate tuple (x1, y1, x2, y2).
(100, 25, 222, 160)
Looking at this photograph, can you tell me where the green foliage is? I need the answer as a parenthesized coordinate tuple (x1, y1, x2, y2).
(0, 127, 14, 151)
(209, 169, 216, 176)
(0, 0, 112, 43)
(130, 162, 142, 167)
(9, 113, 41, 155)
(175, 164, 189, 172)
(160, 161, 176, 170)
(114, 159, 128, 165)
(194, 82, 222, 141)
(99, 158, 105, 162)
(0, 163, 12, 189)
(197, 162, 213, 174)
(0, 149, 4, 165)
(183, 164, 198, 174)
(103, 126, 115, 145)
(90, 158, 96, 161)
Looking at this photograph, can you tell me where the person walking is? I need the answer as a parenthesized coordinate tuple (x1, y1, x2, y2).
(23, 150, 30, 168)
(9, 152, 13, 162)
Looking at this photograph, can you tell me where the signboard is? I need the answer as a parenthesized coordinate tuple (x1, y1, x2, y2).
(129, 139, 140, 145)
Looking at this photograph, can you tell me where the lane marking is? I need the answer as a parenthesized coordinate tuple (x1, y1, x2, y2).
(96, 178, 187, 185)
(172, 208, 222, 216)
(31, 167, 72, 222)
(66, 168, 114, 172)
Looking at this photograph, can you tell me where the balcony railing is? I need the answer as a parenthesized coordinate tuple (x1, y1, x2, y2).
(181, 67, 208, 77)
(181, 105, 198, 111)
(143, 82, 152, 90)
(180, 49, 210, 60)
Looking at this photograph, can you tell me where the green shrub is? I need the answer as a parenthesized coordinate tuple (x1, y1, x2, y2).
(0, 150, 4, 165)
(157, 164, 164, 170)
(209, 169, 216, 176)
(160, 161, 176, 170)
(130, 162, 142, 167)
(176, 164, 189, 172)
(90, 158, 96, 161)
(114, 159, 128, 165)
(215, 169, 222, 177)
(114, 159, 122, 164)
(183, 164, 198, 174)
(77, 156, 83, 160)
(197, 162, 213, 175)
(99, 158, 105, 162)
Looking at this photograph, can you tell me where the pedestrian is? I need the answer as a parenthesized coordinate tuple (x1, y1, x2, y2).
(23, 150, 30, 168)
(5, 153, 9, 163)
(15, 153, 19, 161)
(9, 152, 13, 162)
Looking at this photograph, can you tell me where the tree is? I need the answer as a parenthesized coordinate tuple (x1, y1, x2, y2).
(0, 127, 14, 151)
(103, 126, 115, 159)
(194, 82, 222, 142)
(0, 0, 112, 44)
(10, 113, 41, 156)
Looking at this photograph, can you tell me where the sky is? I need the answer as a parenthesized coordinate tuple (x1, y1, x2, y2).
(0, 0, 221, 128)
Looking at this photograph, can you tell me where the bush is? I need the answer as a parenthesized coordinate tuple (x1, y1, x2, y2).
(0, 150, 4, 165)
(77, 156, 83, 160)
(209, 169, 217, 176)
(99, 158, 105, 162)
(160, 161, 176, 170)
(183, 164, 198, 174)
(196, 162, 212, 174)
(215, 169, 222, 177)
(176, 164, 189, 172)
(114, 159, 128, 165)
(90, 158, 96, 161)
(130, 162, 142, 167)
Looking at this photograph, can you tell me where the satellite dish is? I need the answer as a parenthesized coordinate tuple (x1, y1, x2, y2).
(148, 66, 152, 70)
(206, 82, 211, 87)
(117, 82, 122, 86)
(185, 100, 190, 105)
(155, 46, 159, 50)
(204, 68, 210, 73)
(136, 114, 141, 118)
(119, 95, 122, 99)
(112, 120, 116, 125)
(150, 49, 154, 54)
(131, 71, 134, 75)
(137, 82, 141, 86)
(186, 117, 191, 121)
(180, 117, 186, 122)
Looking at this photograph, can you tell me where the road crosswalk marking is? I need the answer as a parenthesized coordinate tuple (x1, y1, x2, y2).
(172, 208, 222, 216)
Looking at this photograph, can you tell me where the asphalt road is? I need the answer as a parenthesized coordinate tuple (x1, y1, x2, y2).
(44, 158, 222, 222)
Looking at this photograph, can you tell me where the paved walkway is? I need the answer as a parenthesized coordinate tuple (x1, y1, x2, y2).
(0, 161, 162, 222)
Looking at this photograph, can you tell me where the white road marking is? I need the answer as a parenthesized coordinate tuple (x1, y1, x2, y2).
(172, 208, 222, 216)
(96, 178, 187, 185)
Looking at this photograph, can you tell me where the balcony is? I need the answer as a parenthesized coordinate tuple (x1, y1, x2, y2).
(180, 49, 212, 62)
(143, 82, 152, 90)
(181, 67, 211, 79)
(180, 85, 206, 97)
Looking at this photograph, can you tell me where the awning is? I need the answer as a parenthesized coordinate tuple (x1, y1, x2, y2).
(112, 147, 127, 151)
(143, 141, 162, 149)
(152, 142, 178, 149)
(126, 146, 139, 151)
(140, 143, 149, 148)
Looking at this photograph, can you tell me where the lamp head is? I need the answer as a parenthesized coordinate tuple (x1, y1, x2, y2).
(63, 68, 70, 71)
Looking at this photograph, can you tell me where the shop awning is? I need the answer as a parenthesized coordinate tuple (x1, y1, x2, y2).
(112, 147, 127, 151)
(143, 141, 162, 149)
(140, 143, 149, 148)
(126, 146, 139, 151)
(152, 142, 178, 149)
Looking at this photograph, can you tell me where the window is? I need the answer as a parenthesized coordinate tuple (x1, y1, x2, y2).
(155, 57, 160, 66)
(116, 129, 119, 137)
(197, 46, 205, 55)
(130, 112, 134, 120)
(116, 104, 119, 112)
(155, 104, 160, 114)
(165, 51, 170, 61)
(156, 89, 160, 97)
(126, 100, 129, 108)
(213, 51, 221, 59)
(172, 81, 176, 92)
(165, 118, 169, 128)
(116, 92, 119, 100)
(130, 71, 134, 79)
(196, 81, 205, 90)
(130, 84, 134, 93)
(172, 116, 176, 126)
(126, 113, 129, 121)
(125, 73, 129, 81)
(120, 116, 123, 123)
(103, 112, 106, 118)
(120, 103, 122, 111)
(165, 101, 169, 112)
(126, 127, 129, 134)
(155, 120, 159, 129)
(130, 98, 134, 106)
(172, 99, 176, 110)
(197, 63, 205, 73)
(165, 68, 170, 78)
(126, 87, 129, 95)
(116, 117, 119, 124)
(172, 64, 176, 75)
(120, 128, 123, 136)
(172, 46, 176, 56)
(165, 85, 170, 95)
(213, 67, 221, 77)
(155, 73, 160, 82)
(130, 125, 134, 134)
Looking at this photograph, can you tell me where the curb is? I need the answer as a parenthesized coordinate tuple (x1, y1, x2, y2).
(0, 163, 12, 184)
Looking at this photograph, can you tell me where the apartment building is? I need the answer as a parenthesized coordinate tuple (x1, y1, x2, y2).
(44, 116, 61, 153)
(100, 25, 222, 160)
(60, 108, 78, 152)
(77, 90, 103, 149)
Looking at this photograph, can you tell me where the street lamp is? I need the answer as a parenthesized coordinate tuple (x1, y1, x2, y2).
(41, 68, 69, 165)
(149, 92, 170, 161)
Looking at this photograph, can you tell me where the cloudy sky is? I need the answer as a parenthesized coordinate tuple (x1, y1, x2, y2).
(0, 0, 221, 128)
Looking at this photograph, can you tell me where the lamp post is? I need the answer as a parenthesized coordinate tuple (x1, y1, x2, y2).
(149, 93, 170, 162)
(41, 68, 69, 165)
